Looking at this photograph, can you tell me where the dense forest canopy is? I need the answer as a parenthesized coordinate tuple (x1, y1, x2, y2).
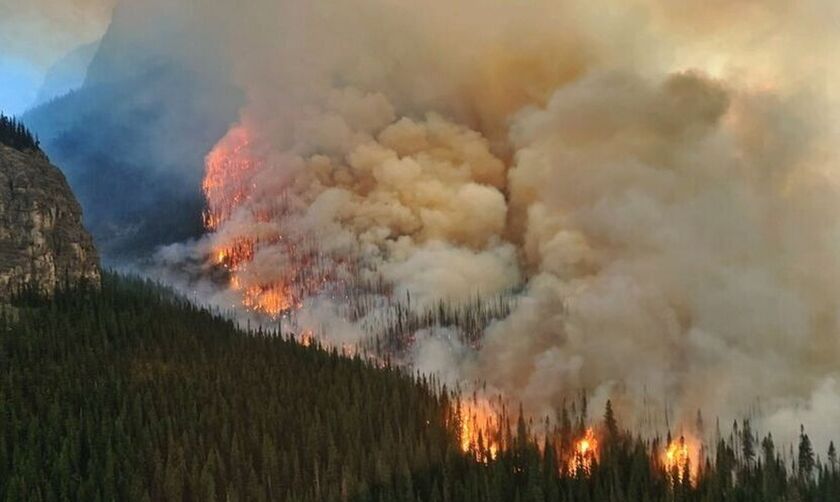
(1, 274, 839, 501)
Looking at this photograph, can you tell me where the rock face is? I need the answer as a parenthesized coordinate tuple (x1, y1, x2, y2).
(0, 144, 100, 299)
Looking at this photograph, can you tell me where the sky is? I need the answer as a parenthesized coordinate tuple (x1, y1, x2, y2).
(0, 0, 113, 115)
(0, 58, 40, 115)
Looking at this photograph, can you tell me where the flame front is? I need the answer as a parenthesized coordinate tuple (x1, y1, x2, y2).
(202, 124, 338, 318)
(204, 126, 275, 313)
(459, 399, 501, 463)
(203, 124, 259, 231)
(663, 436, 695, 484)
(569, 428, 598, 475)
(241, 285, 293, 317)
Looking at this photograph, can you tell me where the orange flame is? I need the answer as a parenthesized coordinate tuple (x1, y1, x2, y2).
(202, 124, 341, 319)
(213, 239, 256, 271)
(459, 399, 501, 463)
(664, 436, 695, 484)
(241, 284, 293, 317)
(569, 428, 599, 474)
(202, 125, 260, 230)
(297, 329, 315, 347)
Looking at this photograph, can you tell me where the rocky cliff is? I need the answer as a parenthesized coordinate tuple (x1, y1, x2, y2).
(0, 144, 100, 299)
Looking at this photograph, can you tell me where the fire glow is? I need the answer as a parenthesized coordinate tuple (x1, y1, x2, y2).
(202, 124, 259, 231)
(203, 125, 287, 315)
(664, 436, 695, 484)
(202, 125, 339, 318)
(459, 399, 502, 463)
(569, 428, 599, 475)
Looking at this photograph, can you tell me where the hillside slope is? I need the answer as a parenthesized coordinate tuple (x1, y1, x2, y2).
(2, 274, 839, 501)
(0, 274, 460, 501)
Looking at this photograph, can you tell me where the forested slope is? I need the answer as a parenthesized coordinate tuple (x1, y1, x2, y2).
(0, 274, 458, 501)
(1, 274, 839, 501)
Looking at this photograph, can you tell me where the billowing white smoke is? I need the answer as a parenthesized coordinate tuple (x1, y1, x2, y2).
(482, 70, 840, 445)
(166, 0, 840, 448)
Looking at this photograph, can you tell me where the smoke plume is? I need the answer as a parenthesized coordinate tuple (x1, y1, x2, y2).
(150, 0, 840, 448)
(0, 0, 114, 68)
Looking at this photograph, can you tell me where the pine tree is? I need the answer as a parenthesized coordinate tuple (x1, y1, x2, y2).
(741, 418, 755, 466)
(798, 425, 815, 481)
(603, 400, 618, 441)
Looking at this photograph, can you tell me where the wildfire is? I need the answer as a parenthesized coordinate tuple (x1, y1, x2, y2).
(569, 428, 599, 475)
(213, 239, 256, 270)
(241, 284, 293, 317)
(297, 329, 315, 347)
(202, 123, 344, 319)
(459, 399, 502, 463)
(202, 124, 260, 230)
(664, 435, 695, 484)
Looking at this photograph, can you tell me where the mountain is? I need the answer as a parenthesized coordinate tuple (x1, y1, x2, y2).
(0, 121, 99, 299)
(22, 0, 242, 261)
(32, 41, 100, 107)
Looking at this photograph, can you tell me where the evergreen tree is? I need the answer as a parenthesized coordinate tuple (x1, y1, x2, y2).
(799, 425, 815, 481)
(0, 113, 40, 152)
(741, 418, 756, 466)
(603, 400, 618, 440)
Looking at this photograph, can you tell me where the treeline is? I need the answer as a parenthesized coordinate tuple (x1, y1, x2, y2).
(448, 399, 840, 501)
(0, 114, 39, 152)
(1, 273, 839, 501)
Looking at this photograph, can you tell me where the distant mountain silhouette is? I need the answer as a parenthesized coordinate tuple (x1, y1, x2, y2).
(23, 0, 243, 262)
(32, 40, 100, 107)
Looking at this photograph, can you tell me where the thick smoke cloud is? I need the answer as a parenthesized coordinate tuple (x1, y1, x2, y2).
(0, 0, 113, 68)
(483, 70, 839, 440)
(136, 0, 840, 449)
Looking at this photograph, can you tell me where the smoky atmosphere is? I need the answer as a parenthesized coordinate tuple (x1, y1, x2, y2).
(2, 1, 840, 500)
